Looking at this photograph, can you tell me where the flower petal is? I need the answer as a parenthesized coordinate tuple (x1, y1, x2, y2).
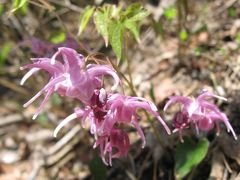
(164, 96, 192, 111)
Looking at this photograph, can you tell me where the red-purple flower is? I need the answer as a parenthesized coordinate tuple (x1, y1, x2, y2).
(93, 128, 130, 166)
(21, 47, 119, 119)
(21, 47, 171, 166)
(54, 91, 171, 142)
(99, 93, 171, 147)
(53, 89, 170, 165)
(164, 89, 237, 141)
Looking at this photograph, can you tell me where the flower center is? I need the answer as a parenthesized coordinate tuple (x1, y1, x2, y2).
(90, 88, 108, 121)
(173, 111, 189, 129)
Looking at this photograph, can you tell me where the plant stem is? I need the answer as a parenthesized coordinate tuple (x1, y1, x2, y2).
(124, 36, 135, 96)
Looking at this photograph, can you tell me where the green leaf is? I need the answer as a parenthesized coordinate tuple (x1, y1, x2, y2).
(194, 47, 202, 56)
(124, 20, 140, 42)
(127, 10, 150, 22)
(78, 6, 95, 36)
(0, 4, 4, 16)
(124, 3, 141, 17)
(49, 32, 66, 44)
(108, 20, 124, 60)
(175, 138, 209, 178)
(152, 21, 164, 36)
(163, 6, 177, 21)
(94, 8, 110, 46)
(89, 155, 107, 180)
(179, 30, 188, 41)
(236, 33, 240, 44)
(218, 47, 226, 55)
(0, 42, 12, 65)
(11, 0, 28, 13)
(228, 7, 237, 17)
(19, 0, 28, 15)
(123, 3, 149, 22)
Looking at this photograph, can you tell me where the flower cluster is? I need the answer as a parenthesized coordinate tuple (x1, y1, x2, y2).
(21, 47, 170, 165)
(21, 47, 237, 165)
(164, 89, 237, 142)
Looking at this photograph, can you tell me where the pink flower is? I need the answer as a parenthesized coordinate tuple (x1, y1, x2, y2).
(93, 128, 130, 166)
(56, 90, 170, 147)
(21, 47, 119, 119)
(164, 89, 237, 141)
(21, 47, 171, 166)
(53, 89, 170, 165)
(99, 94, 171, 147)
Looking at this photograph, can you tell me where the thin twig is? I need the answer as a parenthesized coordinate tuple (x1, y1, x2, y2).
(45, 135, 80, 166)
(125, 170, 137, 180)
(0, 78, 29, 95)
(124, 36, 135, 96)
(46, 125, 81, 156)
(222, 154, 232, 173)
(42, 8, 69, 24)
(28, 162, 44, 180)
(28, 125, 83, 179)
(38, 0, 55, 11)
(0, 114, 24, 127)
(48, 0, 83, 13)
(29, 0, 54, 11)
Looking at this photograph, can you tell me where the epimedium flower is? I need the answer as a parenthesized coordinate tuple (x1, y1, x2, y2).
(164, 89, 237, 141)
(99, 93, 171, 147)
(53, 89, 171, 151)
(93, 128, 130, 166)
(21, 47, 120, 119)
(21, 47, 171, 166)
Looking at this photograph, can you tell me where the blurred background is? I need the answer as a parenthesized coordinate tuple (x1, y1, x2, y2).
(0, 0, 240, 179)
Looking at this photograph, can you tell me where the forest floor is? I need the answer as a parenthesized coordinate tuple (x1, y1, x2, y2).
(0, 0, 240, 179)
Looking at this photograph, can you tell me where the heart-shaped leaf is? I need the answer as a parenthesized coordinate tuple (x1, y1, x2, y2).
(175, 138, 209, 178)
